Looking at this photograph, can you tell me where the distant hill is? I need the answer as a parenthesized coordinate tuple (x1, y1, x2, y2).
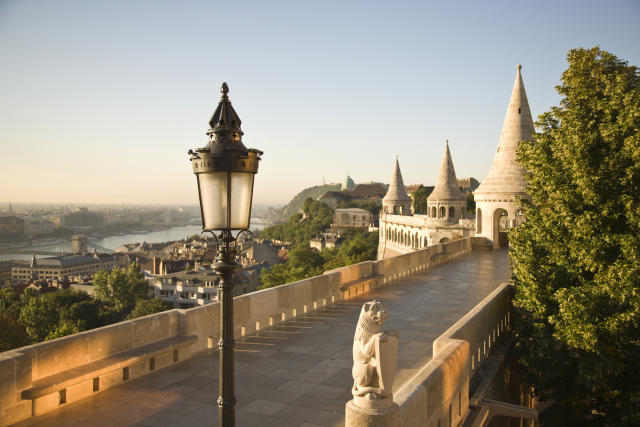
(276, 184, 341, 222)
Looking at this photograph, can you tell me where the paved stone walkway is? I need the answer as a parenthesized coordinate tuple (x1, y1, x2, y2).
(13, 250, 510, 427)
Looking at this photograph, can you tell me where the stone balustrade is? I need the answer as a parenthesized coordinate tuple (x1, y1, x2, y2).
(345, 283, 514, 426)
(0, 238, 473, 426)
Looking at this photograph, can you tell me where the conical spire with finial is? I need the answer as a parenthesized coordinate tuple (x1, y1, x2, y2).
(475, 64, 534, 196)
(383, 156, 411, 203)
(207, 82, 243, 136)
(428, 140, 465, 201)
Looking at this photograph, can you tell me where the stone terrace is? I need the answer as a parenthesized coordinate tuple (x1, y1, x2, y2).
(11, 250, 510, 427)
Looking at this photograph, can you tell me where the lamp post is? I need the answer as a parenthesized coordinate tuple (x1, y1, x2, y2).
(189, 82, 262, 427)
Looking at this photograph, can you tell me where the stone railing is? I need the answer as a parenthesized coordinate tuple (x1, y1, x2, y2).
(346, 283, 514, 426)
(0, 238, 473, 426)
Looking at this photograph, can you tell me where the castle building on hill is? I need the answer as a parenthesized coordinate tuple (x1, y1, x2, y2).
(378, 65, 534, 258)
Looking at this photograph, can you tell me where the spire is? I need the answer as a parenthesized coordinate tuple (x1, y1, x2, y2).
(30, 253, 37, 267)
(208, 82, 243, 135)
(383, 157, 411, 202)
(428, 140, 465, 201)
(475, 65, 535, 196)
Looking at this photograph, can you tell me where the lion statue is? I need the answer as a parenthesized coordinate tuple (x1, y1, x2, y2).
(352, 300, 399, 404)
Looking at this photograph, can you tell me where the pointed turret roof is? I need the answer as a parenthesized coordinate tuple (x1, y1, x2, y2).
(383, 157, 411, 202)
(428, 141, 465, 201)
(475, 65, 534, 196)
(208, 82, 243, 134)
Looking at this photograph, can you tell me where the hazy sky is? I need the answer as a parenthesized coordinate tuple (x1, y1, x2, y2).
(1, 1, 638, 205)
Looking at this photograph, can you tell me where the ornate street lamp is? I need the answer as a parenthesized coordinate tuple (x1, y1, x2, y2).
(189, 82, 262, 426)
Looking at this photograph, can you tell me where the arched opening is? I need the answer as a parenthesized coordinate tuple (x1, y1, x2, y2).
(439, 237, 450, 244)
(449, 206, 455, 218)
(440, 206, 446, 218)
(424, 237, 428, 247)
(431, 206, 437, 218)
(493, 208, 509, 248)
(477, 208, 483, 234)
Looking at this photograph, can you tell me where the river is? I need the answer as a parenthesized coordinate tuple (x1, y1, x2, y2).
(0, 219, 266, 261)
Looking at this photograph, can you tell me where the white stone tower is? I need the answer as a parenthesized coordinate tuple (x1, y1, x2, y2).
(382, 157, 412, 215)
(474, 65, 535, 248)
(427, 141, 466, 223)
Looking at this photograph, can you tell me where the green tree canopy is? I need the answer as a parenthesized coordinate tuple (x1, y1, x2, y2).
(127, 298, 169, 320)
(260, 198, 333, 244)
(0, 311, 29, 352)
(412, 186, 431, 214)
(260, 230, 378, 288)
(511, 47, 640, 425)
(93, 263, 149, 315)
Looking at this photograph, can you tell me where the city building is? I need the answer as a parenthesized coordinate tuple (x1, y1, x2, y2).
(309, 231, 343, 251)
(152, 268, 260, 308)
(0, 216, 24, 240)
(332, 208, 372, 231)
(63, 207, 104, 230)
(11, 253, 116, 285)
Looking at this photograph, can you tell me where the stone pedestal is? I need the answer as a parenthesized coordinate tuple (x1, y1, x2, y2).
(345, 399, 400, 427)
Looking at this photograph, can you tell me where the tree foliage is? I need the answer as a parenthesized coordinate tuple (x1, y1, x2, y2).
(0, 263, 167, 351)
(260, 230, 379, 288)
(127, 298, 170, 320)
(412, 186, 431, 214)
(93, 263, 149, 315)
(0, 311, 29, 352)
(260, 198, 333, 244)
(466, 192, 475, 215)
(510, 47, 640, 425)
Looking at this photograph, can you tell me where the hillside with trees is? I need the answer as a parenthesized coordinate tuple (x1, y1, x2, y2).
(260, 198, 379, 288)
(510, 47, 640, 425)
(276, 184, 341, 222)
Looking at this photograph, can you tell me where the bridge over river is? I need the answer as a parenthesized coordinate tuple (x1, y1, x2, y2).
(9, 247, 516, 427)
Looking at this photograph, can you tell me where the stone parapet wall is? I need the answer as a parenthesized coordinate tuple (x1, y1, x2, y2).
(0, 238, 473, 426)
(346, 282, 513, 426)
(434, 283, 513, 375)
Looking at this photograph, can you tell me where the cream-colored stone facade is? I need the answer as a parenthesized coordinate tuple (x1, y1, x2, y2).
(474, 65, 533, 248)
(378, 66, 534, 257)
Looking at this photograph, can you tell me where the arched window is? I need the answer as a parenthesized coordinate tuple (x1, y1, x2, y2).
(431, 206, 437, 217)
(440, 206, 446, 218)
(477, 208, 482, 234)
(449, 206, 455, 218)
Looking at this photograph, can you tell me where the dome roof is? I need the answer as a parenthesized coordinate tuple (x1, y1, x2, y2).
(343, 175, 355, 191)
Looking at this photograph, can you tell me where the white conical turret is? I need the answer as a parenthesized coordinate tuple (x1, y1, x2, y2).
(427, 141, 466, 221)
(382, 157, 411, 215)
(475, 64, 534, 197)
(474, 65, 535, 248)
(428, 141, 465, 202)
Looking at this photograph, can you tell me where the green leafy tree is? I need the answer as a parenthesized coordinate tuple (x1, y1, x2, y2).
(0, 311, 30, 352)
(510, 47, 640, 425)
(261, 198, 333, 244)
(465, 192, 475, 215)
(19, 294, 60, 342)
(93, 263, 149, 315)
(127, 298, 169, 320)
(46, 320, 81, 341)
(0, 287, 21, 318)
(411, 186, 431, 214)
(61, 299, 104, 331)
